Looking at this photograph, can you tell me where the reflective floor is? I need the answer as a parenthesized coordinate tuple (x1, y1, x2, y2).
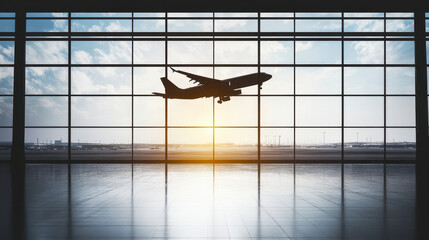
(0, 164, 416, 239)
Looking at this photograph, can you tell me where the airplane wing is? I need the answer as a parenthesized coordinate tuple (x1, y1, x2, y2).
(170, 67, 223, 86)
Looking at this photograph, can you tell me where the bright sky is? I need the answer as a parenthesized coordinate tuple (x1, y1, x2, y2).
(0, 13, 423, 145)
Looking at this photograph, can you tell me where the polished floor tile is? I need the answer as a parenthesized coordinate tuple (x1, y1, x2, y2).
(1, 163, 416, 239)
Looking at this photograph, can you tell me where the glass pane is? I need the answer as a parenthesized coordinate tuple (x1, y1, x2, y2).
(215, 128, 257, 161)
(71, 41, 131, 64)
(26, 41, 67, 64)
(260, 67, 293, 94)
(344, 67, 384, 94)
(168, 128, 212, 161)
(386, 41, 415, 64)
(134, 20, 165, 32)
(0, 128, 12, 160)
(260, 20, 293, 32)
(261, 97, 293, 126)
(296, 97, 341, 126)
(26, 67, 68, 94)
(168, 98, 213, 126)
(386, 20, 414, 32)
(344, 20, 384, 32)
(215, 96, 257, 126)
(25, 97, 67, 126)
(386, 67, 415, 94)
(134, 41, 165, 64)
(168, 41, 212, 64)
(215, 41, 257, 64)
(344, 41, 384, 64)
(134, 97, 165, 126)
(71, 13, 131, 17)
(25, 128, 68, 160)
(170, 13, 212, 17)
(214, 67, 257, 94)
(296, 13, 341, 17)
(344, 13, 384, 17)
(134, 13, 165, 17)
(71, 97, 131, 126)
(386, 128, 416, 160)
(134, 128, 165, 161)
(296, 67, 341, 94)
(134, 67, 165, 94)
(0, 67, 13, 94)
(260, 13, 294, 17)
(215, 20, 257, 32)
(71, 128, 132, 161)
(296, 41, 341, 64)
(0, 20, 15, 32)
(71, 67, 131, 94)
(27, 12, 68, 18)
(296, 128, 341, 160)
(71, 20, 131, 32)
(386, 97, 415, 126)
(386, 13, 413, 17)
(168, 20, 212, 32)
(0, 96, 12, 126)
(261, 128, 294, 160)
(261, 41, 293, 64)
(296, 20, 341, 32)
(215, 13, 257, 17)
(27, 20, 68, 32)
(0, 41, 14, 64)
(344, 128, 384, 161)
(344, 97, 384, 126)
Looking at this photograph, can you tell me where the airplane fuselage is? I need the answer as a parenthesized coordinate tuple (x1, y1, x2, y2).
(166, 72, 271, 99)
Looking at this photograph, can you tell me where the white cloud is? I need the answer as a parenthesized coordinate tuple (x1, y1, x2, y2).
(215, 20, 254, 32)
(215, 41, 257, 64)
(26, 41, 68, 64)
(168, 41, 212, 64)
(344, 20, 384, 32)
(0, 67, 13, 79)
(51, 13, 68, 18)
(71, 67, 131, 94)
(134, 41, 164, 64)
(52, 19, 68, 32)
(352, 41, 384, 64)
(0, 43, 14, 64)
(261, 41, 293, 64)
(71, 97, 131, 126)
(296, 41, 313, 52)
(93, 41, 131, 64)
(88, 25, 102, 32)
(73, 50, 93, 64)
(105, 21, 126, 32)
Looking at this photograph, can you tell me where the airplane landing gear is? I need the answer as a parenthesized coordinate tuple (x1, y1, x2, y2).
(217, 96, 230, 104)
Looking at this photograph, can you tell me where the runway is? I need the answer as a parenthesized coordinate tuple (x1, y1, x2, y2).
(17, 146, 416, 161)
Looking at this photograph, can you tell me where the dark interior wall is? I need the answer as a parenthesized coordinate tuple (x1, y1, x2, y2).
(2, 0, 429, 12)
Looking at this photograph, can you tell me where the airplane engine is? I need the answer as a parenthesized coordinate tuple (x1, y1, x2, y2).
(231, 89, 242, 96)
(220, 96, 231, 101)
(218, 96, 231, 104)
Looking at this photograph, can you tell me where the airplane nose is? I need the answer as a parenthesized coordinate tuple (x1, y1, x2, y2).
(264, 73, 272, 81)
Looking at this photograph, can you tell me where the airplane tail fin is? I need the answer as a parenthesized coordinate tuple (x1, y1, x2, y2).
(160, 77, 181, 94)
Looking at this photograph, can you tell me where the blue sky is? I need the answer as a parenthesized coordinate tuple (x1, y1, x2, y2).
(0, 14, 422, 146)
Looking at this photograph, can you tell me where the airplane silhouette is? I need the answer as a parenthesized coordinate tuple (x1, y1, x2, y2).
(153, 67, 272, 104)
